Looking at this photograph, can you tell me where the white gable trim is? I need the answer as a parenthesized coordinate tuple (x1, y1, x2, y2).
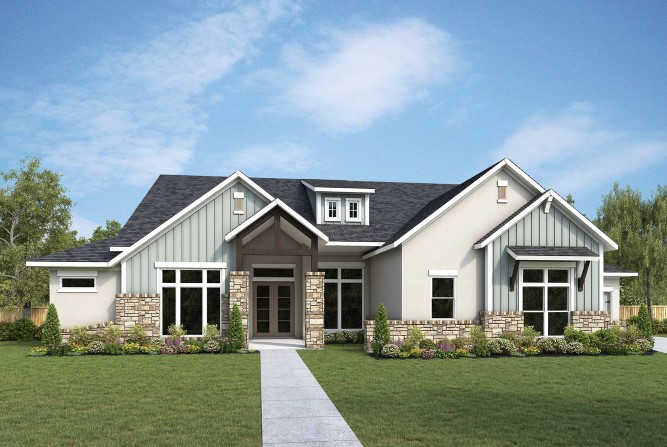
(301, 180, 375, 194)
(224, 199, 330, 243)
(107, 171, 275, 267)
(26, 261, 111, 268)
(362, 159, 545, 260)
(473, 190, 618, 251)
(603, 271, 638, 278)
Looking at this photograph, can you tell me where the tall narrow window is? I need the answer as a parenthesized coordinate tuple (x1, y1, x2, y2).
(497, 180, 508, 203)
(233, 192, 245, 214)
(319, 266, 363, 330)
(325, 198, 341, 222)
(431, 277, 455, 319)
(521, 268, 570, 336)
(346, 198, 361, 222)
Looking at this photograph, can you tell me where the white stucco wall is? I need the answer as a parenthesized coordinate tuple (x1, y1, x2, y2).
(401, 170, 536, 321)
(50, 269, 120, 328)
(604, 276, 621, 321)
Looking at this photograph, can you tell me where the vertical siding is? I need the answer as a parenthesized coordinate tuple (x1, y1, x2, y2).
(125, 182, 267, 293)
(491, 202, 602, 312)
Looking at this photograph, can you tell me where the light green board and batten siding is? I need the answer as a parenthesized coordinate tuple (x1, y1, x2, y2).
(492, 204, 601, 312)
(125, 182, 267, 294)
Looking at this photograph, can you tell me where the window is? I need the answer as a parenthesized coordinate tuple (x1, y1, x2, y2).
(233, 192, 245, 214)
(431, 277, 455, 319)
(319, 266, 363, 330)
(57, 270, 98, 292)
(160, 269, 222, 336)
(497, 180, 508, 203)
(521, 268, 570, 336)
(252, 266, 295, 281)
(603, 289, 612, 312)
(325, 198, 341, 222)
(346, 198, 361, 222)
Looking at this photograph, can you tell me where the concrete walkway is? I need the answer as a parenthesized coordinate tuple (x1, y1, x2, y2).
(260, 349, 363, 446)
(653, 336, 667, 353)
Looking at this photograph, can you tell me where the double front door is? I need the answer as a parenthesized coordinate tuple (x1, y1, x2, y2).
(254, 282, 294, 336)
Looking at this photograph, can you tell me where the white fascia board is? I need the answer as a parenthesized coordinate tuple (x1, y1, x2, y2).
(109, 247, 130, 252)
(57, 270, 98, 277)
(603, 272, 639, 277)
(301, 180, 375, 194)
(155, 262, 227, 269)
(107, 171, 275, 267)
(225, 199, 330, 243)
(361, 243, 394, 260)
(26, 261, 110, 268)
(506, 248, 599, 262)
(473, 191, 551, 249)
(326, 241, 384, 247)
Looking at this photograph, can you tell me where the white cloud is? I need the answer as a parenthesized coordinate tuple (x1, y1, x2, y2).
(0, 0, 298, 190)
(494, 103, 667, 194)
(270, 18, 460, 133)
(71, 213, 100, 239)
(225, 144, 321, 176)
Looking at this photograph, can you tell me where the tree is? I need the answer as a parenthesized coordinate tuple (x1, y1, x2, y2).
(90, 220, 122, 242)
(636, 303, 653, 339)
(228, 304, 244, 350)
(595, 183, 667, 311)
(0, 158, 80, 309)
(566, 194, 575, 205)
(372, 303, 390, 355)
(41, 303, 62, 346)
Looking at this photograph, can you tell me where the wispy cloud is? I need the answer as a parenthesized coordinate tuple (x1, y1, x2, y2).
(71, 213, 100, 239)
(0, 0, 298, 190)
(265, 18, 461, 133)
(225, 143, 322, 176)
(494, 103, 667, 194)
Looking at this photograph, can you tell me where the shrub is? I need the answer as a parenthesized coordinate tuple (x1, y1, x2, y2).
(592, 328, 618, 345)
(521, 346, 541, 356)
(29, 346, 48, 356)
(381, 343, 400, 358)
(47, 344, 71, 356)
(344, 330, 358, 343)
(398, 351, 410, 359)
(11, 318, 36, 341)
(0, 321, 13, 340)
(409, 348, 423, 358)
(186, 342, 203, 354)
(123, 342, 141, 354)
(203, 324, 220, 343)
(204, 339, 220, 353)
(373, 304, 390, 348)
(489, 338, 518, 355)
(356, 330, 365, 344)
(104, 343, 124, 355)
(436, 349, 457, 359)
(152, 337, 166, 347)
(564, 325, 590, 345)
(499, 331, 521, 348)
(70, 326, 102, 345)
(419, 338, 436, 349)
(228, 304, 244, 350)
(455, 348, 469, 357)
(521, 326, 541, 347)
(324, 332, 336, 344)
(652, 319, 665, 335)
(140, 344, 160, 355)
(436, 339, 455, 352)
(537, 337, 567, 353)
(469, 326, 490, 357)
(625, 315, 640, 326)
(421, 349, 436, 359)
(41, 304, 62, 346)
(34, 324, 42, 340)
(371, 340, 384, 357)
(167, 324, 187, 340)
(87, 341, 105, 354)
(565, 341, 585, 354)
(127, 324, 148, 345)
(406, 327, 425, 347)
(583, 346, 601, 355)
(335, 331, 348, 344)
(636, 303, 653, 339)
(451, 337, 468, 350)
(103, 325, 122, 344)
(398, 340, 413, 353)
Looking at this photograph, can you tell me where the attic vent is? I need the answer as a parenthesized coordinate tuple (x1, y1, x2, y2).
(233, 192, 245, 214)
(497, 180, 508, 203)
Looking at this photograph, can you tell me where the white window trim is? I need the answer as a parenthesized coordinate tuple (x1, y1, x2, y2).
(497, 180, 508, 204)
(158, 267, 225, 337)
(58, 276, 97, 293)
(603, 286, 614, 313)
(518, 267, 573, 337)
(233, 191, 245, 215)
(251, 263, 297, 282)
(324, 197, 341, 222)
(322, 266, 364, 331)
(430, 275, 456, 320)
(346, 198, 362, 222)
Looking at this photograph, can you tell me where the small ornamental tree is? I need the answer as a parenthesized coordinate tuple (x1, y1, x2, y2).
(229, 304, 244, 350)
(637, 302, 653, 339)
(41, 303, 62, 346)
(372, 304, 390, 355)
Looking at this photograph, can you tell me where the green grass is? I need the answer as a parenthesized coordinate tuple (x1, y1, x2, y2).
(0, 341, 261, 447)
(300, 345, 667, 447)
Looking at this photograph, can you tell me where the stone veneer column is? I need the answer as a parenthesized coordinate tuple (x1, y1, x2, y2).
(571, 311, 610, 333)
(229, 271, 249, 348)
(305, 272, 325, 349)
(480, 311, 524, 338)
(115, 294, 161, 338)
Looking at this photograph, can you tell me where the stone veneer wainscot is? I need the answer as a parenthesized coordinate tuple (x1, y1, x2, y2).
(305, 272, 325, 349)
(228, 271, 249, 348)
(571, 311, 610, 333)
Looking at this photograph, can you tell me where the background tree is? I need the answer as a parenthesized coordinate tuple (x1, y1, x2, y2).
(595, 183, 667, 311)
(90, 220, 122, 242)
(0, 158, 81, 309)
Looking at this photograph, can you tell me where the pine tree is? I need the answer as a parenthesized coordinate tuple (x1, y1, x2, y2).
(41, 303, 62, 346)
(229, 304, 244, 350)
(637, 302, 653, 339)
(372, 304, 390, 355)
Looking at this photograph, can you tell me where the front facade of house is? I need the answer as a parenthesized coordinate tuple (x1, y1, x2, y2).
(28, 159, 635, 348)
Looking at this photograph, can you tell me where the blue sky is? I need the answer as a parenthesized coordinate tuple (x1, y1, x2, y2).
(1, 0, 666, 238)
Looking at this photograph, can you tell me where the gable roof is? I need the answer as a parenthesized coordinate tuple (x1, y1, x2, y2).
(473, 189, 618, 251)
(603, 264, 638, 277)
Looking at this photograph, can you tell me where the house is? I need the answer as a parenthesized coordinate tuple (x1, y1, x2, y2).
(27, 159, 636, 348)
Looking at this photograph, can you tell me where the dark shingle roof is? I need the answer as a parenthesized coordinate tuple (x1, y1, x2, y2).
(32, 162, 504, 263)
(474, 192, 547, 246)
(604, 264, 637, 274)
(507, 246, 598, 257)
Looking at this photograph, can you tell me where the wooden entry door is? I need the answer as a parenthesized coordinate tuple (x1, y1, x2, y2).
(254, 282, 294, 336)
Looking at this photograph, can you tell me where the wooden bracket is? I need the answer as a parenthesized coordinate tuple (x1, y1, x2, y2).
(509, 260, 520, 292)
(578, 261, 590, 292)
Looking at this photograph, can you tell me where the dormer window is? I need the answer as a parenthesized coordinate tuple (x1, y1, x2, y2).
(346, 198, 361, 222)
(233, 192, 245, 214)
(325, 198, 341, 222)
(497, 180, 508, 203)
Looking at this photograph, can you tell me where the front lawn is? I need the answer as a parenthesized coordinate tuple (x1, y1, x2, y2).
(300, 344, 667, 447)
(0, 341, 261, 447)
